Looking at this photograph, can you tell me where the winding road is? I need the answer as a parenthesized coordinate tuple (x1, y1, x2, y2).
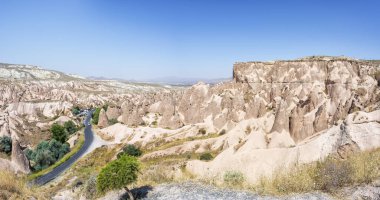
(34, 111, 94, 185)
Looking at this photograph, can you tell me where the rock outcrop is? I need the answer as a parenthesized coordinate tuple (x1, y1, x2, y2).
(11, 138, 30, 173)
(97, 108, 108, 128)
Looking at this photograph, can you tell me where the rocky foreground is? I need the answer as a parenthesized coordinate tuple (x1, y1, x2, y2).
(97, 182, 380, 200)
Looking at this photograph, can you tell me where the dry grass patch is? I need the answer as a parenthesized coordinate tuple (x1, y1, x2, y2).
(144, 133, 220, 153)
(0, 171, 46, 200)
(256, 148, 380, 195)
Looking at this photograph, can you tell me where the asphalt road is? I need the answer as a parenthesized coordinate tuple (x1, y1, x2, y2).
(34, 111, 94, 186)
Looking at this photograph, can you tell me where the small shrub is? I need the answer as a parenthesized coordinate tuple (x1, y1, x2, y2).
(117, 144, 142, 158)
(245, 126, 252, 134)
(199, 152, 213, 161)
(198, 128, 206, 135)
(102, 104, 109, 112)
(108, 118, 118, 125)
(71, 106, 81, 115)
(0, 136, 12, 154)
(219, 129, 226, 135)
(224, 170, 245, 186)
(151, 120, 158, 126)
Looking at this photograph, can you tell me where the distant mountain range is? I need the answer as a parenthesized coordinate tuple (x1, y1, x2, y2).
(87, 76, 231, 86)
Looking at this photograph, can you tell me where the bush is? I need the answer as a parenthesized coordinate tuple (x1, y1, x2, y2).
(71, 106, 81, 115)
(51, 123, 68, 143)
(219, 129, 226, 135)
(64, 120, 77, 135)
(199, 152, 213, 161)
(0, 136, 12, 154)
(92, 108, 101, 125)
(312, 158, 353, 191)
(224, 171, 245, 186)
(108, 118, 118, 125)
(198, 128, 206, 135)
(117, 144, 142, 158)
(97, 155, 140, 199)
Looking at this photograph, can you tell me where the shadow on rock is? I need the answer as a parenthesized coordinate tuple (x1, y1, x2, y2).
(120, 185, 153, 200)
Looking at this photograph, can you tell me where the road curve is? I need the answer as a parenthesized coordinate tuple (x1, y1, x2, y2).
(34, 111, 94, 185)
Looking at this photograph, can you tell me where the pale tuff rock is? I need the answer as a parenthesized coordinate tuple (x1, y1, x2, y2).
(105, 106, 121, 120)
(186, 110, 380, 184)
(11, 138, 30, 173)
(97, 108, 108, 128)
(270, 99, 289, 133)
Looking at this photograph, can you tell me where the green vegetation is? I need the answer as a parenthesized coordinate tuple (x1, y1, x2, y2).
(0, 136, 12, 154)
(198, 128, 207, 135)
(224, 171, 245, 186)
(102, 104, 109, 112)
(92, 107, 101, 125)
(64, 120, 78, 135)
(108, 118, 118, 125)
(51, 123, 68, 143)
(257, 148, 380, 194)
(97, 155, 140, 200)
(71, 106, 81, 115)
(199, 152, 213, 161)
(25, 139, 70, 171)
(117, 144, 142, 158)
(28, 133, 85, 180)
(151, 120, 158, 126)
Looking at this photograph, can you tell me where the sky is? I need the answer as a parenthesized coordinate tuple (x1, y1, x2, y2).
(0, 0, 379, 80)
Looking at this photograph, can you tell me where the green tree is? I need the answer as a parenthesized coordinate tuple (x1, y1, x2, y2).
(71, 106, 81, 115)
(0, 136, 12, 154)
(51, 123, 67, 143)
(117, 144, 142, 158)
(25, 139, 70, 171)
(97, 155, 140, 200)
(64, 120, 77, 135)
(92, 108, 101, 125)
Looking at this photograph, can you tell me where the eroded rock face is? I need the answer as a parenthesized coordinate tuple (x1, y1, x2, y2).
(97, 108, 108, 128)
(115, 57, 380, 146)
(106, 106, 121, 120)
(11, 139, 30, 174)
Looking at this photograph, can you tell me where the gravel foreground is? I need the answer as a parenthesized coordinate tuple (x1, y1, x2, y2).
(102, 182, 332, 200)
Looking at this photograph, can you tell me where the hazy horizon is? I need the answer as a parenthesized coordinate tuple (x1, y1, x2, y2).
(1, 0, 379, 80)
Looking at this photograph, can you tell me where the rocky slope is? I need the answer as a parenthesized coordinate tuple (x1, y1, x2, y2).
(95, 56, 380, 183)
(0, 63, 178, 173)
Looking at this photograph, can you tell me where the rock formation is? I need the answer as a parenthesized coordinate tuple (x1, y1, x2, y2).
(11, 138, 30, 173)
(97, 108, 109, 128)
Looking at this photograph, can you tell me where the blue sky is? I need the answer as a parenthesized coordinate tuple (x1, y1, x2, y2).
(0, 0, 379, 80)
